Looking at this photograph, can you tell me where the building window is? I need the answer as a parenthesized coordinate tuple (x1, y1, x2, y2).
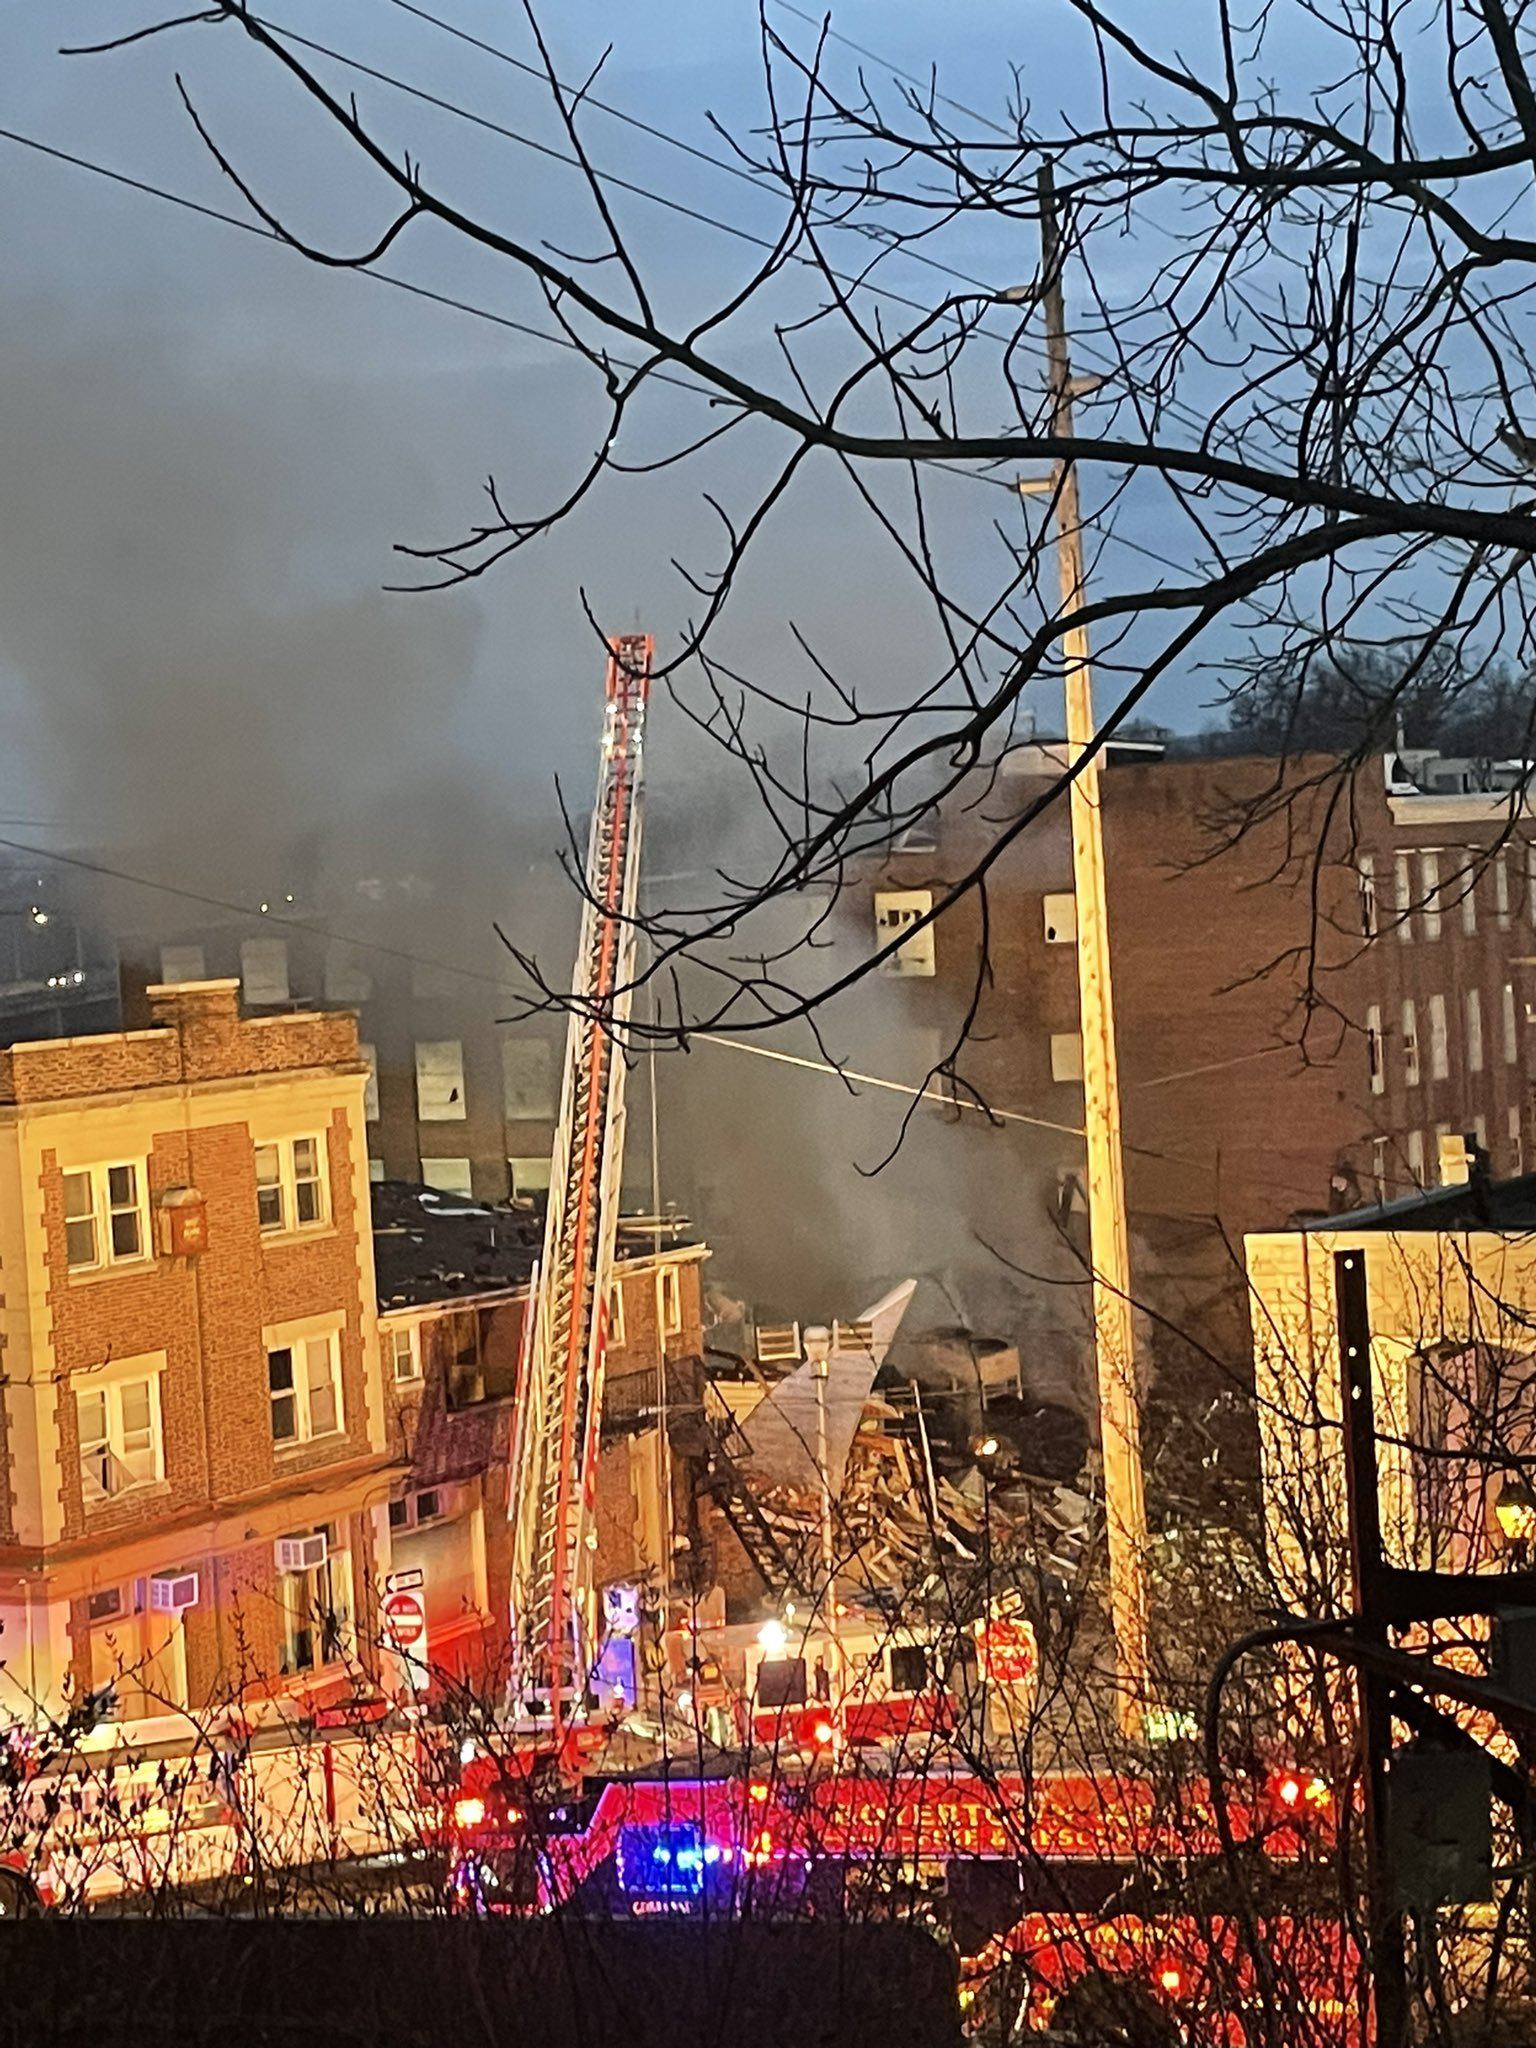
(1459, 855, 1477, 936)
(1511, 1106, 1524, 1176)
(1466, 988, 1484, 1073)
(279, 1529, 351, 1675)
(1042, 894, 1076, 945)
(389, 1485, 456, 1532)
(607, 1281, 626, 1349)
(1401, 1001, 1420, 1088)
(241, 937, 290, 1006)
(415, 1040, 466, 1121)
(503, 1039, 557, 1121)
(421, 1157, 474, 1197)
(510, 1157, 553, 1200)
(323, 942, 372, 1004)
(63, 1162, 149, 1272)
(873, 890, 936, 976)
(1371, 1135, 1389, 1201)
(1420, 851, 1442, 941)
(360, 1044, 380, 1122)
(1496, 851, 1512, 925)
(1505, 983, 1519, 1065)
(268, 1332, 343, 1446)
(1394, 854, 1413, 943)
(1428, 994, 1450, 1080)
(1407, 1129, 1426, 1186)
(254, 1136, 328, 1234)
(1366, 1005, 1384, 1095)
(158, 945, 206, 985)
(658, 1265, 683, 1339)
(1357, 856, 1377, 938)
(78, 1370, 163, 1503)
(1050, 1032, 1083, 1084)
(388, 1325, 420, 1384)
(368, 1158, 386, 1184)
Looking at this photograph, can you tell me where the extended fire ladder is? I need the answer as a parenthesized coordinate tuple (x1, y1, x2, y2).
(506, 633, 652, 1735)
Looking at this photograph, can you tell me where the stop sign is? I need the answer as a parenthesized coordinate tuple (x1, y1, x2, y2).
(383, 1588, 426, 1652)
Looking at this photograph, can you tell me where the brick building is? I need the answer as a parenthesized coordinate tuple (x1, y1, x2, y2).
(372, 1182, 709, 1694)
(0, 978, 388, 1730)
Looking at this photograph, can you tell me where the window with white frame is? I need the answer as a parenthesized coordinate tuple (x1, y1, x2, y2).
(1394, 854, 1413, 942)
(415, 1040, 466, 1121)
(241, 937, 290, 1006)
(387, 1324, 421, 1384)
(607, 1281, 626, 1349)
(1466, 988, 1484, 1073)
(1402, 1000, 1421, 1088)
(254, 1136, 328, 1234)
(1042, 894, 1076, 945)
(1505, 983, 1519, 1065)
(1366, 1005, 1384, 1095)
(279, 1526, 351, 1674)
(1420, 851, 1443, 940)
(1429, 993, 1450, 1079)
(360, 1044, 380, 1122)
(1512, 1106, 1525, 1177)
(268, 1330, 343, 1446)
(1496, 851, 1512, 925)
(658, 1265, 683, 1339)
(368, 1158, 385, 1184)
(1357, 856, 1377, 938)
(1459, 854, 1478, 936)
(1371, 1135, 1389, 1201)
(62, 1162, 149, 1272)
(388, 1484, 457, 1532)
(77, 1366, 163, 1504)
(873, 890, 936, 976)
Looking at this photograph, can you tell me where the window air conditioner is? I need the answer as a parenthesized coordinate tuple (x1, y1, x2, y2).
(149, 1570, 199, 1614)
(274, 1532, 328, 1574)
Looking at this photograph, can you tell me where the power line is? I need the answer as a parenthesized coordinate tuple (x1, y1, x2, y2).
(265, 10, 1029, 344)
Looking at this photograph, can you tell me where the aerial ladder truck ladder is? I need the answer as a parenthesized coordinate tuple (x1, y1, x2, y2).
(506, 633, 653, 1750)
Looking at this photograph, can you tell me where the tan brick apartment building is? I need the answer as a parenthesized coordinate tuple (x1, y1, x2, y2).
(0, 978, 389, 1728)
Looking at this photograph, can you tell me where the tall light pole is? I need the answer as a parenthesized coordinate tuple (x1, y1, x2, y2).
(1019, 163, 1150, 1732)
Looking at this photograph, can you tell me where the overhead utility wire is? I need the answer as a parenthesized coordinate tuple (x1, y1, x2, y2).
(0, 122, 1195, 582)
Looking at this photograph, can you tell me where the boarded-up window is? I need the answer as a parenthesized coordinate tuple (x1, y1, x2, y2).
(873, 890, 935, 976)
(360, 1043, 380, 1122)
(503, 1039, 556, 1120)
(241, 938, 290, 1006)
(1050, 1032, 1083, 1083)
(159, 945, 205, 985)
(421, 1156, 473, 1196)
(324, 942, 372, 1004)
(510, 1156, 553, 1199)
(415, 1040, 465, 1121)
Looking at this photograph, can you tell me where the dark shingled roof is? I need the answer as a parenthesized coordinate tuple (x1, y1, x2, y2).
(371, 1181, 701, 1314)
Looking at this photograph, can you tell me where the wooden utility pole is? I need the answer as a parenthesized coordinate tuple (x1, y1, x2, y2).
(1024, 164, 1150, 1732)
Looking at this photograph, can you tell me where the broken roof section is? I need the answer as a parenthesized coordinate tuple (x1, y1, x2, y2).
(371, 1181, 701, 1314)
(741, 1280, 917, 1496)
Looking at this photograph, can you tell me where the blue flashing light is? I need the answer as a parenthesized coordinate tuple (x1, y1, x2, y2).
(619, 1823, 707, 1898)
